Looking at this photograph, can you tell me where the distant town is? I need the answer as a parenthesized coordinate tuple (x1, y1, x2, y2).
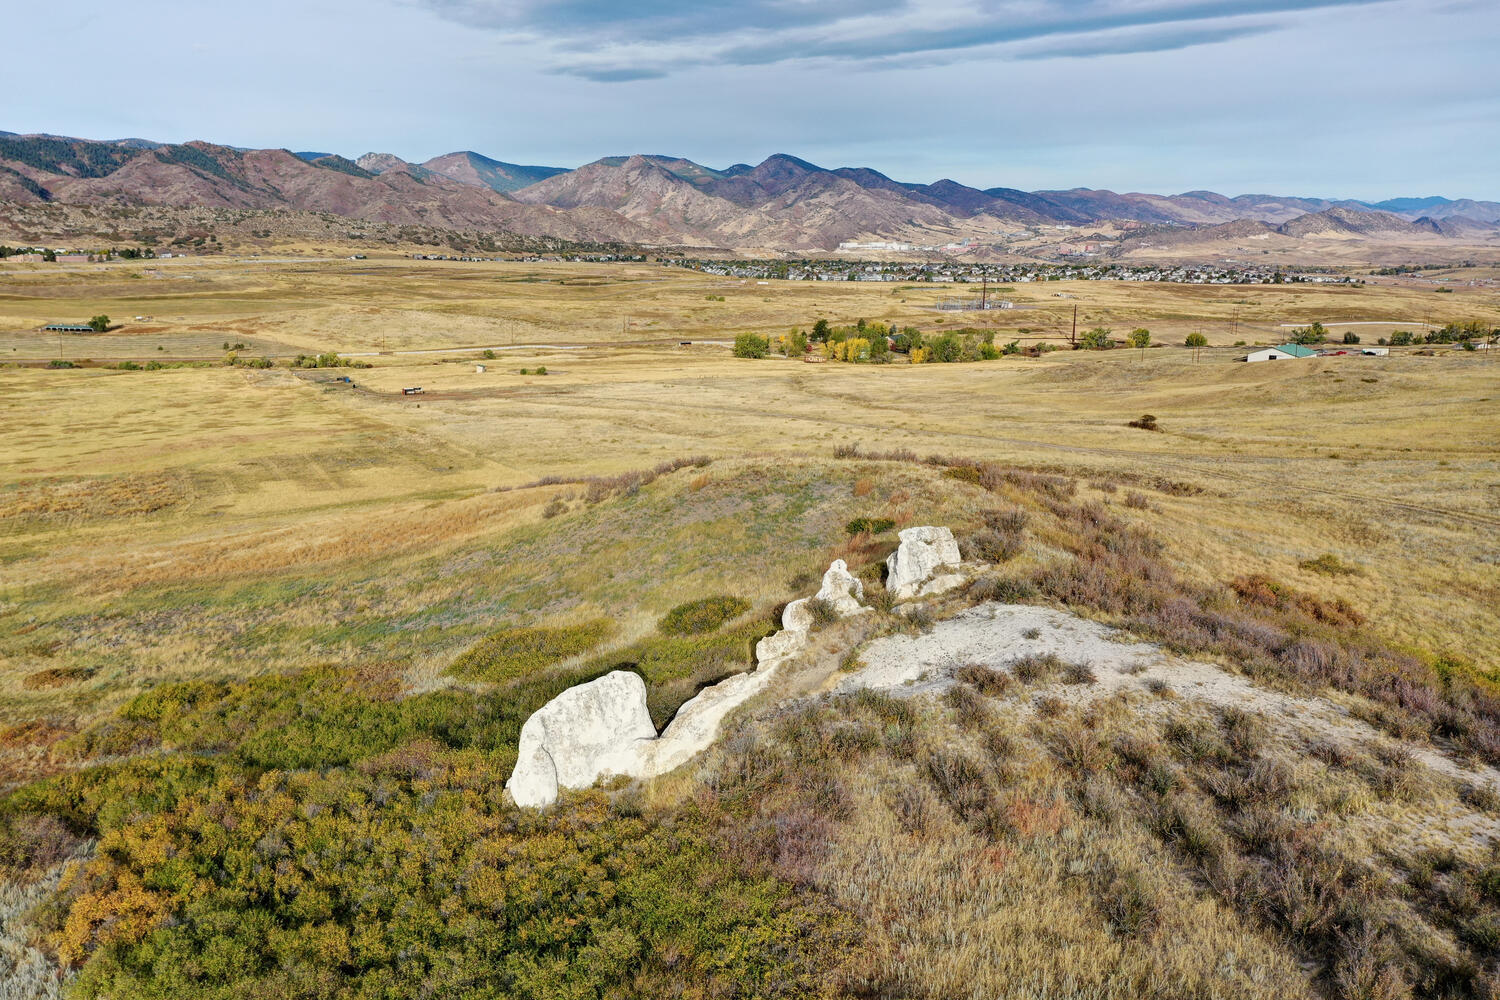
(667, 257, 1360, 286)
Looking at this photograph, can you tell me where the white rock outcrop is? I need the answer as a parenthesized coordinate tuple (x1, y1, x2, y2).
(506, 670, 657, 808)
(781, 559, 868, 633)
(886, 526, 964, 599)
(507, 558, 872, 807)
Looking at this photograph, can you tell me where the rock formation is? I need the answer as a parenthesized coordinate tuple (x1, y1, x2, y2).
(507, 533, 980, 807)
(506, 557, 874, 807)
(885, 526, 964, 599)
(781, 558, 867, 632)
(507, 670, 658, 808)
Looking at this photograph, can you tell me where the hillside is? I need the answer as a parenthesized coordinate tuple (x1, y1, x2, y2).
(418, 150, 569, 193)
(0, 135, 650, 243)
(2, 333, 1499, 998)
(3, 131, 1499, 254)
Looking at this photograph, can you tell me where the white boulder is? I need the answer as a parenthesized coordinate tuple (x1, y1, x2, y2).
(506, 670, 657, 808)
(507, 558, 875, 807)
(782, 559, 868, 632)
(886, 526, 963, 599)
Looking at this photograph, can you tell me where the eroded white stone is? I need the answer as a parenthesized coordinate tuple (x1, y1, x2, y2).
(886, 526, 963, 599)
(783, 559, 868, 632)
(508, 558, 872, 807)
(506, 670, 657, 808)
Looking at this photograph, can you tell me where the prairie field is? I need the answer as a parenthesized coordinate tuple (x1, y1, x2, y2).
(2, 259, 1498, 999)
(3, 255, 1497, 358)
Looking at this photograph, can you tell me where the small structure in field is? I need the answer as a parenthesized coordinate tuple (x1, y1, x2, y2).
(41, 323, 96, 333)
(475, 364, 486, 373)
(1243, 343, 1318, 362)
(402, 386, 424, 395)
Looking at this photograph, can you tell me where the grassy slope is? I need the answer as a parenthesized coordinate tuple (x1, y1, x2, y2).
(0, 266, 1497, 998)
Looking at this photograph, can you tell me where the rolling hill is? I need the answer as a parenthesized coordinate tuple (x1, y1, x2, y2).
(1, 130, 1497, 253)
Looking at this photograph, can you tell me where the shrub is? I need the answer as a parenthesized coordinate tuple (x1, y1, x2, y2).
(542, 497, 568, 518)
(845, 516, 895, 536)
(1127, 414, 1159, 431)
(963, 527, 1023, 563)
(944, 684, 992, 730)
(448, 619, 616, 682)
(658, 595, 752, 636)
(1079, 327, 1113, 350)
(1012, 653, 1063, 684)
(1298, 553, 1362, 577)
(733, 333, 770, 358)
(924, 749, 993, 823)
(955, 663, 1012, 696)
(967, 575, 1038, 604)
(1123, 491, 1150, 510)
(1062, 662, 1097, 685)
(1459, 782, 1500, 815)
(536, 365, 548, 375)
(805, 597, 840, 629)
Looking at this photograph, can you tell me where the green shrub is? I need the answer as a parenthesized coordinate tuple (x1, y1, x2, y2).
(1298, 553, 1362, 577)
(658, 595, 752, 636)
(845, 516, 895, 536)
(591, 619, 775, 727)
(733, 333, 770, 359)
(448, 619, 615, 682)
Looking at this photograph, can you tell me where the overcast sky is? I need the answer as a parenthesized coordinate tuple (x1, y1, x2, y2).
(5, 0, 1496, 199)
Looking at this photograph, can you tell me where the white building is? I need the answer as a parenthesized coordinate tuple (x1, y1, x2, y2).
(1243, 344, 1318, 363)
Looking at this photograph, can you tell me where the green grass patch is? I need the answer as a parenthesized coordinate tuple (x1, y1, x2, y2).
(448, 618, 615, 682)
(1298, 552, 1363, 577)
(593, 619, 776, 728)
(658, 595, 751, 636)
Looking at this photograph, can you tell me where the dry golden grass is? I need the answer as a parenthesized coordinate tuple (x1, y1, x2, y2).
(0, 264, 1495, 747)
(3, 256, 1496, 358)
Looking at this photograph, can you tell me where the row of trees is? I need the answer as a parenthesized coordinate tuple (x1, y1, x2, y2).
(1077, 327, 1153, 352)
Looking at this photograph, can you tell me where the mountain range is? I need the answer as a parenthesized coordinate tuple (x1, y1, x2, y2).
(3, 131, 1498, 253)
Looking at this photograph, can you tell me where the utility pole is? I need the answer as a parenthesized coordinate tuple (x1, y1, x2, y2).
(1071, 304, 1077, 348)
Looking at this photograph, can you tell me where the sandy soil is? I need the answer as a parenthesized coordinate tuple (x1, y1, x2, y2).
(836, 602, 1500, 800)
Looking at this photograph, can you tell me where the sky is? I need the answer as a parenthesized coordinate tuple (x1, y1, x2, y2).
(4, 0, 1498, 199)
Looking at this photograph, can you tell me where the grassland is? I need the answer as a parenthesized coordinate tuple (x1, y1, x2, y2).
(3, 256, 1498, 359)
(1, 260, 1497, 998)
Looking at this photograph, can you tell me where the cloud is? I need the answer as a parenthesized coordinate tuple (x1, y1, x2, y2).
(1011, 23, 1279, 60)
(420, 0, 1397, 79)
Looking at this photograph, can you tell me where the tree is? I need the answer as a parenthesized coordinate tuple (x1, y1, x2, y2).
(42, 249, 56, 262)
(1184, 331, 1207, 362)
(1079, 327, 1113, 350)
(88, 314, 110, 333)
(1128, 328, 1151, 358)
(811, 319, 830, 343)
(1290, 321, 1327, 345)
(1341, 332, 1360, 345)
(733, 333, 769, 359)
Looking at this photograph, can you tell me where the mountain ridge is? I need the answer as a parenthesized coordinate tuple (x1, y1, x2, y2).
(2, 130, 1498, 252)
